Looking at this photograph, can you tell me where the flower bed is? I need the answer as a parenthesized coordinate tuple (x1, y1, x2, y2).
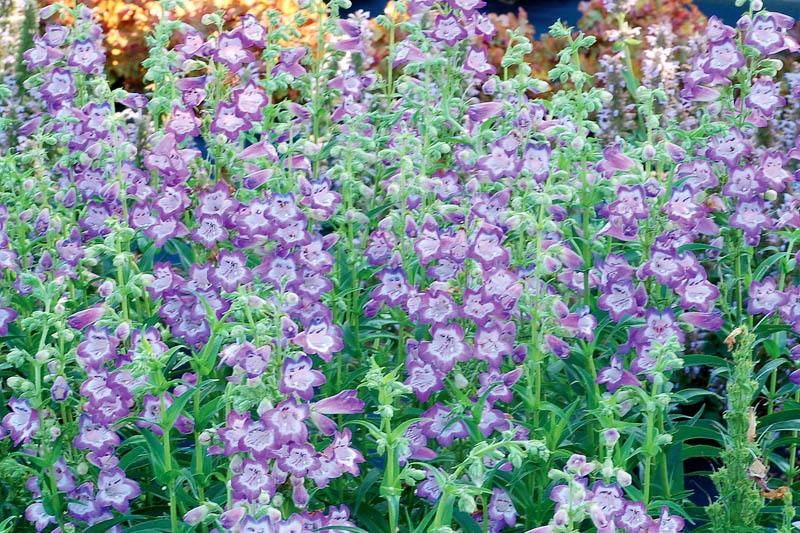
(1, 0, 800, 532)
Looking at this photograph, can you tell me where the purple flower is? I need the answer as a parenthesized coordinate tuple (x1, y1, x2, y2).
(41, 68, 75, 104)
(597, 279, 647, 322)
(477, 143, 520, 181)
(474, 322, 514, 367)
(76, 326, 119, 369)
(67, 38, 105, 73)
(429, 14, 467, 46)
(210, 250, 252, 293)
(591, 481, 625, 518)
(706, 129, 751, 167)
(757, 150, 792, 191)
(240, 14, 267, 47)
(596, 355, 641, 393)
(729, 198, 772, 246)
(675, 269, 720, 312)
(748, 277, 788, 315)
(545, 334, 570, 359)
(213, 30, 255, 71)
(705, 38, 745, 76)
(292, 317, 344, 362)
(680, 311, 723, 331)
(236, 342, 272, 379)
(449, 0, 486, 12)
(23, 37, 63, 70)
(280, 355, 326, 400)
(164, 105, 200, 142)
(421, 403, 469, 446)
(25, 502, 55, 532)
(746, 78, 785, 117)
(655, 506, 685, 532)
(522, 143, 551, 182)
(468, 223, 510, 267)
(272, 47, 307, 77)
(210, 101, 252, 141)
(615, 500, 653, 533)
(232, 459, 275, 501)
(707, 15, 736, 42)
(264, 397, 309, 445)
(233, 79, 268, 120)
(404, 360, 445, 402)
(477, 368, 521, 404)
(191, 215, 229, 248)
(278, 443, 320, 477)
(177, 30, 205, 57)
(462, 46, 496, 80)
(2, 397, 39, 446)
(721, 165, 764, 199)
(51, 376, 71, 402)
(67, 304, 107, 330)
(487, 488, 517, 527)
(745, 15, 789, 55)
(596, 143, 634, 179)
(73, 414, 120, 454)
(0, 302, 17, 336)
(420, 322, 472, 372)
(176, 76, 207, 107)
(43, 23, 69, 46)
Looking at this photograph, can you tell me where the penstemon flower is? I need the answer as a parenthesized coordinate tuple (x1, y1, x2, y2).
(3, 0, 800, 531)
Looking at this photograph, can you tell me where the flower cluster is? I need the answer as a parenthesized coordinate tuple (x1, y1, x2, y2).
(1, 0, 800, 532)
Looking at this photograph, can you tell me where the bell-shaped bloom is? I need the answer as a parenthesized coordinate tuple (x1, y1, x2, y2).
(404, 360, 445, 402)
(213, 30, 255, 71)
(420, 322, 472, 372)
(264, 397, 310, 445)
(748, 277, 788, 315)
(595, 355, 641, 393)
(745, 15, 789, 55)
(95, 468, 141, 513)
(280, 355, 326, 400)
(292, 318, 344, 362)
(231, 459, 274, 501)
(2, 397, 40, 446)
(487, 488, 517, 528)
(615, 500, 653, 533)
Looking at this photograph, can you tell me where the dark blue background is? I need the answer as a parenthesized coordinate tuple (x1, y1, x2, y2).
(344, 0, 800, 37)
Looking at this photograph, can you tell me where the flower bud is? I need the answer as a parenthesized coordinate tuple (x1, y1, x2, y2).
(139, 274, 155, 286)
(751, 0, 762, 11)
(616, 469, 632, 487)
(737, 14, 751, 29)
(603, 428, 620, 446)
(35, 350, 50, 363)
(199, 431, 212, 445)
(765, 189, 777, 201)
(285, 292, 299, 305)
(115, 322, 130, 341)
(247, 295, 266, 309)
(453, 373, 468, 389)
(97, 279, 114, 298)
(642, 144, 655, 160)
(571, 136, 585, 151)
(50, 426, 61, 439)
(77, 462, 89, 475)
(183, 505, 209, 526)
(51, 376, 70, 402)
(257, 398, 274, 417)
(39, 4, 59, 19)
